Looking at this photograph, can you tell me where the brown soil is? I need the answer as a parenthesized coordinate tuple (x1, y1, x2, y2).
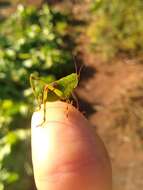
(78, 54, 143, 190)
(68, 1, 143, 190)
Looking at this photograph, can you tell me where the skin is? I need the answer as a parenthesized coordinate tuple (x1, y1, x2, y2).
(31, 101, 112, 190)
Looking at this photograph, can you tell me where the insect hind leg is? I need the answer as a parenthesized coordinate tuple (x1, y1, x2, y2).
(30, 74, 42, 110)
(36, 85, 49, 127)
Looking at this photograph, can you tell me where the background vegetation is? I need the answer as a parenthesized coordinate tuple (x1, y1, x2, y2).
(0, 3, 72, 190)
(1, 0, 143, 190)
(88, 0, 143, 59)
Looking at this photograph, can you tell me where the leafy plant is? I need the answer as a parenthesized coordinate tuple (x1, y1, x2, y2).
(88, 0, 143, 59)
(0, 4, 72, 190)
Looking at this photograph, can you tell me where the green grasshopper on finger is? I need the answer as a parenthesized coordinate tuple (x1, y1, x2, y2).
(30, 68, 81, 126)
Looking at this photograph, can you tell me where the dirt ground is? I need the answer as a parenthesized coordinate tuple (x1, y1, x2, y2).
(70, 2, 143, 190)
(78, 54, 143, 190)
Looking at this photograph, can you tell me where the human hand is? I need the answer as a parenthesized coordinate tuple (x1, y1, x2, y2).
(31, 101, 112, 190)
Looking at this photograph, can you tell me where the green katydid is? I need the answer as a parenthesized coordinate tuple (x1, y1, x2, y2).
(30, 64, 82, 126)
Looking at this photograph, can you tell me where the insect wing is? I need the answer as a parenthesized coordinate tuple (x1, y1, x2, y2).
(55, 73, 78, 98)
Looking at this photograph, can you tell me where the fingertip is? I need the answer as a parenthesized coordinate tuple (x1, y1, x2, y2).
(31, 101, 112, 190)
(31, 101, 88, 129)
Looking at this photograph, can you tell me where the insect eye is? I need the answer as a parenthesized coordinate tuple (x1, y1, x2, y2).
(52, 82, 59, 88)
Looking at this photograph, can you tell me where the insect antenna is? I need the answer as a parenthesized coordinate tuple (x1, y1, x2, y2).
(78, 63, 84, 80)
(72, 55, 78, 74)
(72, 55, 84, 80)
(71, 55, 84, 110)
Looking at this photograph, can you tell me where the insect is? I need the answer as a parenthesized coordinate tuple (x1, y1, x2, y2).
(30, 64, 82, 126)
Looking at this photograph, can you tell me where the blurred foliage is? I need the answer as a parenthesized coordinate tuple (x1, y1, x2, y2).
(88, 0, 143, 59)
(0, 4, 72, 190)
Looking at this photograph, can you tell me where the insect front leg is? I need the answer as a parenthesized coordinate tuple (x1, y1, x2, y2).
(65, 99, 72, 118)
(36, 94, 43, 111)
(41, 85, 49, 126)
(71, 92, 79, 110)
